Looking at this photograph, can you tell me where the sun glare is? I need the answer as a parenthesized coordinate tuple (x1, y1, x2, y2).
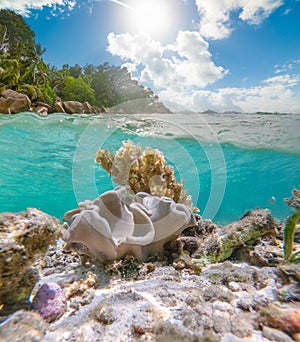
(127, 0, 176, 39)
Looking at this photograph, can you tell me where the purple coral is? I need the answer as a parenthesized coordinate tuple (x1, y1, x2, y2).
(32, 282, 66, 322)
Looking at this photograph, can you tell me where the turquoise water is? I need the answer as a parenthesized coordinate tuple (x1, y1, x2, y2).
(0, 112, 299, 224)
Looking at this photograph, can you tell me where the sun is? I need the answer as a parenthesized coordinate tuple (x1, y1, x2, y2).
(126, 0, 176, 39)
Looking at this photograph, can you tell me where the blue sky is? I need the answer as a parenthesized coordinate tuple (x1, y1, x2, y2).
(1, 0, 300, 113)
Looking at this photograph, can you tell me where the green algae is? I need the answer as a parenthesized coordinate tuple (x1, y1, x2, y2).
(283, 189, 300, 263)
(283, 211, 300, 262)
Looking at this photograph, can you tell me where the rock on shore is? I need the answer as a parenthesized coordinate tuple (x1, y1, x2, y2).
(0, 89, 172, 116)
(0, 89, 31, 114)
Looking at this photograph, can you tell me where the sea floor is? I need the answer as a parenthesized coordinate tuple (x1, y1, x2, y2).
(0, 210, 299, 342)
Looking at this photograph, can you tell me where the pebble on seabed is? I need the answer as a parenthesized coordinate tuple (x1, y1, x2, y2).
(32, 282, 66, 322)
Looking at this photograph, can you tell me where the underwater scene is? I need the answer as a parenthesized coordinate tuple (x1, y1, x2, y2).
(0, 111, 299, 224)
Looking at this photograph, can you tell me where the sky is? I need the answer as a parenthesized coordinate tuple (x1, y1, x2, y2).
(1, 0, 300, 113)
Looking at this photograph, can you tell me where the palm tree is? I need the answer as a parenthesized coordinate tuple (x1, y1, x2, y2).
(0, 57, 20, 90)
(20, 44, 49, 86)
(48, 66, 67, 96)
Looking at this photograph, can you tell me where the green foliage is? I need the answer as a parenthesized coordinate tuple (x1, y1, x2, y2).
(37, 84, 57, 106)
(0, 9, 39, 59)
(61, 76, 96, 104)
(69, 64, 82, 78)
(0, 9, 157, 109)
(0, 57, 20, 90)
(20, 57, 49, 86)
(18, 84, 37, 99)
(0, 9, 56, 106)
(89, 63, 155, 108)
(48, 65, 67, 96)
(91, 67, 116, 107)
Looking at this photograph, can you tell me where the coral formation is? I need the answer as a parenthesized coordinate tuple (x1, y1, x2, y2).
(95, 140, 193, 209)
(63, 186, 196, 262)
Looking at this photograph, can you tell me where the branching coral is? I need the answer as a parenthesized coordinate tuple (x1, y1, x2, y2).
(283, 189, 300, 262)
(63, 186, 196, 262)
(95, 140, 193, 209)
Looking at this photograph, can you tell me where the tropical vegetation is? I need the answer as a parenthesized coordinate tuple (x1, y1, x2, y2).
(0, 9, 156, 109)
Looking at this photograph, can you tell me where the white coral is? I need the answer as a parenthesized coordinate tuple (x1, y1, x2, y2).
(111, 140, 142, 186)
(95, 140, 195, 209)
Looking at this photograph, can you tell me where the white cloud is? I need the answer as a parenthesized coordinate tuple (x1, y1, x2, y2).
(159, 88, 243, 113)
(107, 32, 164, 64)
(172, 31, 227, 88)
(263, 74, 299, 87)
(0, 0, 77, 16)
(107, 29, 300, 113)
(274, 60, 300, 74)
(195, 0, 283, 39)
(107, 30, 227, 92)
(159, 73, 300, 113)
(192, 90, 242, 113)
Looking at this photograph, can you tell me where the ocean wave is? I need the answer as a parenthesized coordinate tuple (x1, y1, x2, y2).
(107, 112, 300, 155)
(0, 111, 299, 154)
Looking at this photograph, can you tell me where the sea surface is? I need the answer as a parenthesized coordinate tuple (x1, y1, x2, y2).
(0, 111, 299, 224)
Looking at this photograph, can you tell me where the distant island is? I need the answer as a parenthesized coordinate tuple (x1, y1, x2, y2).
(0, 9, 170, 115)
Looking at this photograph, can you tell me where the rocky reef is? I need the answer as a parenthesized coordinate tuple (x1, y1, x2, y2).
(0, 206, 299, 341)
(179, 209, 277, 264)
(284, 188, 300, 211)
(65, 141, 289, 268)
(0, 208, 61, 316)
